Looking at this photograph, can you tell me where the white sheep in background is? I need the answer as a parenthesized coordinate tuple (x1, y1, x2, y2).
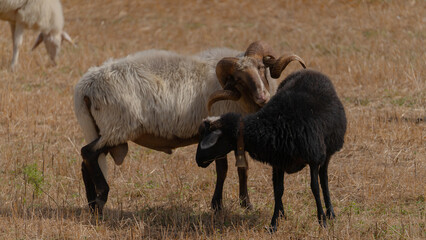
(74, 41, 306, 214)
(0, 0, 73, 70)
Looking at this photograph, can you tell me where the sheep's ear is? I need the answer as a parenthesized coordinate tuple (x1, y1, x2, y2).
(32, 33, 44, 50)
(61, 31, 75, 45)
(200, 130, 222, 149)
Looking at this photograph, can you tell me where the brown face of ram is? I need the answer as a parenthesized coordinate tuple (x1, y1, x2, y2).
(235, 58, 271, 108)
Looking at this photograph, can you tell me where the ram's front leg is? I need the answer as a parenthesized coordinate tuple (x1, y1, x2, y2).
(10, 22, 24, 71)
(81, 138, 109, 216)
(238, 167, 252, 209)
(212, 158, 252, 211)
(211, 156, 228, 211)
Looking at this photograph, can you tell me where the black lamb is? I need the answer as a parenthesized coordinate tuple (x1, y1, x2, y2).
(195, 69, 347, 231)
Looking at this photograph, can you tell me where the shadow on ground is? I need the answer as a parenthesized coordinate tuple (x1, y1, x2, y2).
(0, 203, 268, 237)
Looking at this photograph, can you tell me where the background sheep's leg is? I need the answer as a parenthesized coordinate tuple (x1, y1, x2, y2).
(211, 156, 228, 210)
(237, 167, 252, 209)
(81, 162, 97, 211)
(319, 156, 335, 219)
(309, 164, 327, 227)
(10, 22, 24, 70)
(270, 166, 285, 232)
(81, 139, 110, 215)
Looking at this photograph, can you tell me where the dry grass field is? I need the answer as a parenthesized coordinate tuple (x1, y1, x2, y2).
(0, 0, 424, 239)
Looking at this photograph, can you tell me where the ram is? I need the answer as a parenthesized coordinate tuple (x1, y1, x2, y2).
(0, 0, 73, 70)
(196, 69, 347, 232)
(74, 41, 306, 214)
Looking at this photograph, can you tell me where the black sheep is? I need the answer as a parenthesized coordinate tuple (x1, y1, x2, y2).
(195, 69, 347, 231)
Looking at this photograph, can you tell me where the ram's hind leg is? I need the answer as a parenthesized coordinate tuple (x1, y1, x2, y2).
(309, 164, 327, 227)
(319, 155, 335, 219)
(81, 162, 97, 211)
(269, 166, 285, 233)
(211, 156, 228, 211)
(81, 138, 109, 216)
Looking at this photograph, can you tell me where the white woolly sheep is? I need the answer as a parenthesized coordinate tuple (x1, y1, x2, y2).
(74, 41, 306, 214)
(0, 0, 73, 70)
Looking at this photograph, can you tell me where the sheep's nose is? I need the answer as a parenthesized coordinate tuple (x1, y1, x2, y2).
(196, 159, 213, 168)
(256, 91, 269, 105)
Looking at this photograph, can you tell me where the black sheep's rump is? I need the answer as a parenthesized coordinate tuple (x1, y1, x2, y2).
(243, 69, 347, 172)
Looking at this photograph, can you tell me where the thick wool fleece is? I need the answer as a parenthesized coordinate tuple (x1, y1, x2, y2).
(242, 69, 347, 168)
(74, 49, 249, 149)
(0, 0, 64, 34)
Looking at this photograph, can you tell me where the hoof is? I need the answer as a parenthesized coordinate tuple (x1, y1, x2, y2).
(318, 215, 327, 228)
(240, 201, 253, 210)
(266, 225, 277, 234)
(327, 211, 336, 220)
(95, 198, 106, 213)
(88, 199, 106, 217)
(211, 198, 223, 212)
(88, 201, 97, 213)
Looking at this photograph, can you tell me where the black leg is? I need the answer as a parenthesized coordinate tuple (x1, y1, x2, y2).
(319, 156, 335, 219)
(309, 164, 326, 227)
(270, 166, 285, 232)
(238, 167, 252, 209)
(211, 156, 228, 211)
(81, 162, 97, 212)
(81, 138, 110, 216)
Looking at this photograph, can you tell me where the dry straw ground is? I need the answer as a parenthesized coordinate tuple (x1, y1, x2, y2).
(0, 0, 424, 239)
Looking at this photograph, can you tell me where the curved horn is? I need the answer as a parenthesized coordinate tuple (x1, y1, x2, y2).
(244, 41, 276, 59)
(207, 89, 241, 115)
(265, 54, 307, 79)
(216, 57, 239, 87)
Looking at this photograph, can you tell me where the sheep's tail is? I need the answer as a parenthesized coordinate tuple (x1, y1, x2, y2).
(74, 88, 109, 179)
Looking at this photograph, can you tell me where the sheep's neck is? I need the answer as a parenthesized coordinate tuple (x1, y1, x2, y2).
(235, 119, 249, 169)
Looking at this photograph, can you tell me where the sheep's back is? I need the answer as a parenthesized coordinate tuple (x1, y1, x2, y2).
(245, 69, 346, 166)
(0, 0, 27, 13)
(75, 50, 219, 147)
(0, 0, 27, 21)
(16, 0, 63, 32)
(278, 70, 346, 150)
(195, 48, 241, 65)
